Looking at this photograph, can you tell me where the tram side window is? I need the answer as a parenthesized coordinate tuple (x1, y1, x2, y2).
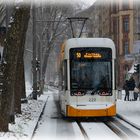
(63, 60, 67, 90)
(59, 64, 63, 90)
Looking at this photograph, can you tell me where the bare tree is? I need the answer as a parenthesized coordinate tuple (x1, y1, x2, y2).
(0, 4, 6, 26)
(35, 4, 74, 91)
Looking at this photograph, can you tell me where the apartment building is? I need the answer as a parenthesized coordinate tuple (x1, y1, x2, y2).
(87, 0, 140, 87)
(110, 0, 140, 87)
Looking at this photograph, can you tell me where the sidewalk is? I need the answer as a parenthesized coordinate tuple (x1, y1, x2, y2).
(0, 90, 51, 140)
(117, 90, 140, 129)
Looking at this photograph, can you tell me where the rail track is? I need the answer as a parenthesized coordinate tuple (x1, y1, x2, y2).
(31, 90, 140, 140)
(31, 106, 140, 140)
(104, 116, 140, 140)
(75, 115, 140, 140)
(76, 120, 89, 140)
(116, 114, 140, 130)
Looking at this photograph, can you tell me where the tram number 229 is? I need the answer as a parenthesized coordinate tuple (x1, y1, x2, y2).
(89, 98, 96, 102)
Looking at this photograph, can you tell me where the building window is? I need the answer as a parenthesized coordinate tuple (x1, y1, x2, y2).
(112, 18, 117, 34)
(123, 40, 129, 55)
(111, 0, 119, 13)
(122, 1, 129, 10)
(136, 17, 140, 33)
(124, 64, 129, 71)
(123, 16, 129, 33)
(112, 4, 117, 13)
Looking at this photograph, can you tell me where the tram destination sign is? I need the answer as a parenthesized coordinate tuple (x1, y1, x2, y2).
(70, 47, 112, 61)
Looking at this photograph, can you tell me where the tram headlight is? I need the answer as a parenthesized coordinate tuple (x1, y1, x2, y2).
(71, 90, 85, 96)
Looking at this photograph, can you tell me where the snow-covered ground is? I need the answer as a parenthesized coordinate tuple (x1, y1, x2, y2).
(80, 122, 121, 140)
(117, 90, 140, 129)
(0, 84, 50, 140)
(0, 87, 140, 140)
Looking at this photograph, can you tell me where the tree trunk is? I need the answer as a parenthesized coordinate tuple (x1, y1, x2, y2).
(0, 5, 30, 131)
(0, 63, 9, 131)
(14, 7, 30, 113)
(42, 45, 52, 81)
(21, 63, 26, 99)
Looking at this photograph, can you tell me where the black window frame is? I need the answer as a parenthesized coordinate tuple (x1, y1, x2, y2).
(69, 47, 113, 96)
(123, 16, 129, 33)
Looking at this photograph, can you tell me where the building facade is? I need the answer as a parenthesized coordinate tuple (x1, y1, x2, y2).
(86, 0, 140, 88)
(110, 0, 134, 87)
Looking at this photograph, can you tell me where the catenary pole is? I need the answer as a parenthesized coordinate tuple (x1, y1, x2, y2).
(32, 3, 38, 100)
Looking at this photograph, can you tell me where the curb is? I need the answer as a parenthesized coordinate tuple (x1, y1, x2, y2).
(31, 96, 50, 139)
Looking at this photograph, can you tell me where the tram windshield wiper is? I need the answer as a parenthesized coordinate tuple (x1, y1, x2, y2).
(91, 88, 99, 95)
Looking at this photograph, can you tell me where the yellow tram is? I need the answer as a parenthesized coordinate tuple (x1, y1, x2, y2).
(59, 38, 116, 117)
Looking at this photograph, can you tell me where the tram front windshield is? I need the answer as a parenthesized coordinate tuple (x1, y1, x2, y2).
(70, 61, 112, 90)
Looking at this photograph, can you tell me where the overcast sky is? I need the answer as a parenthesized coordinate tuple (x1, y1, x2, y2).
(1, 0, 97, 6)
(81, 0, 96, 6)
(80, 0, 96, 9)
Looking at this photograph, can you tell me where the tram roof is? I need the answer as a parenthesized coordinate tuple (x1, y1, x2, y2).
(64, 38, 116, 59)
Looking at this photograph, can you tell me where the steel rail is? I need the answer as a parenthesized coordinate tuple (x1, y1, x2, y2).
(76, 121, 89, 140)
(104, 120, 128, 139)
(116, 114, 140, 130)
(104, 117, 140, 139)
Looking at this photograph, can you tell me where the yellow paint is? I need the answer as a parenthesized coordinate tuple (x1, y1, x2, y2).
(76, 52, 81, 58)
(84, 53, 102, 59)
(67, 104, 116, 117)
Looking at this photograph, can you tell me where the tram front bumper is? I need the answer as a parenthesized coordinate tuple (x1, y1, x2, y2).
(66, 104, 116, 117)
